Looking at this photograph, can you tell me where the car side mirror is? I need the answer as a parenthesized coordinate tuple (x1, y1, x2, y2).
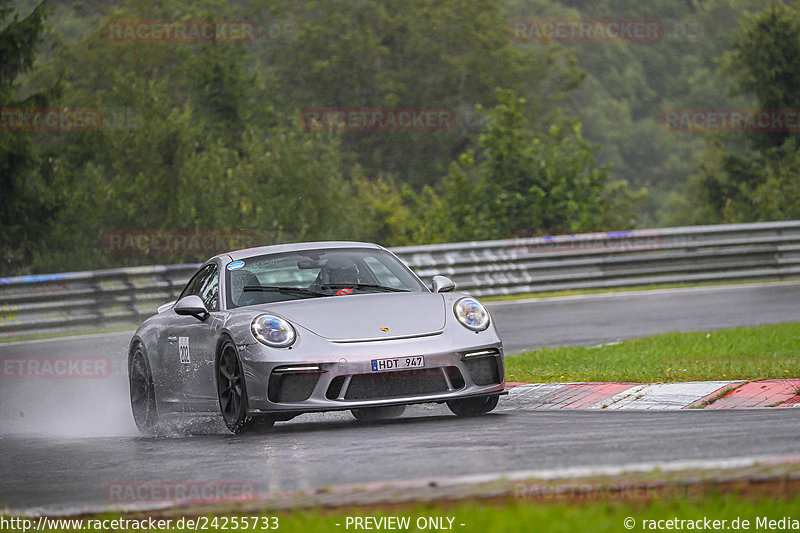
(431, 275, 456, 293)
(157, 300, 176, 314)
(174, 295, 209, 321)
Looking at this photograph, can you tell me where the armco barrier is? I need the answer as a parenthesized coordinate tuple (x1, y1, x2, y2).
(2, 221, 800, 337)
(0, 264, 200, 337)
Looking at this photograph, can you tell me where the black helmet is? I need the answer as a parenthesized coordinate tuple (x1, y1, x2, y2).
(324, 256, 359, 284)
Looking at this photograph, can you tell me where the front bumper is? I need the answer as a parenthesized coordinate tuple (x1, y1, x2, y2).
(238, 333, 505, 415)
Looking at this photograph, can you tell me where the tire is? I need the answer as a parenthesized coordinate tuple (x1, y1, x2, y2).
(216, 338, 263, 434)
(351, 405, 406, 421)
(447, 394, 498, 417)
(129, 345, 159, 435)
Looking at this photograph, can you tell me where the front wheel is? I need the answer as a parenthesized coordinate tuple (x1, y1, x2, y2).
(217, 339, 262, 434)
(447, 395, 498, 417)
(129, 345, 159, 435)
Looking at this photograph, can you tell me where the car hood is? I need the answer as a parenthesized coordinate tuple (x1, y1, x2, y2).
(263, 292, 447, 341)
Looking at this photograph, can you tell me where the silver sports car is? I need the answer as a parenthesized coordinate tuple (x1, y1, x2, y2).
(128, 242, 505, 434)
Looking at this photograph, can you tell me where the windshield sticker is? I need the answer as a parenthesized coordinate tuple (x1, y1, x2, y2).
(227, 260, 245, 271)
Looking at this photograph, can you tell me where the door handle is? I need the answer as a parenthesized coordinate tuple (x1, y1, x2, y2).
(167, 335, 178, 344)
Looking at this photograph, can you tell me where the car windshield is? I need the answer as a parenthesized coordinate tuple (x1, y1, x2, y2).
(226, 247, 426, 308)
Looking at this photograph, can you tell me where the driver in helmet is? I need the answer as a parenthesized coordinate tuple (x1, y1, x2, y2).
(323, 256, 360, 294)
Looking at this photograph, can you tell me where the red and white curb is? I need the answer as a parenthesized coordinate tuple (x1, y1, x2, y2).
(502, 379, 800, 410)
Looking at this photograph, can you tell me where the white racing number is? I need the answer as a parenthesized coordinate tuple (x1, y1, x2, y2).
(178, 337, 190, 364)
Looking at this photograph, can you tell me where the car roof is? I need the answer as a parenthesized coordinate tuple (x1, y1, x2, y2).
(217, 241, 385, 262)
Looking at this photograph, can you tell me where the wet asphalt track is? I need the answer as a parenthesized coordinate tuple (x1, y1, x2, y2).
(1, 282, 799, 514)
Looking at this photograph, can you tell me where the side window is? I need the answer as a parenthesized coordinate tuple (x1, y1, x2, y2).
(198, 264, 219, 311)
(178, 268, 206, 301)
(178, 264, 219, 311)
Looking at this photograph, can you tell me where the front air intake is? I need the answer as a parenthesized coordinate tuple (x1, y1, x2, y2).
(461, 349, 502, 386)
(268, 366, 323, 403)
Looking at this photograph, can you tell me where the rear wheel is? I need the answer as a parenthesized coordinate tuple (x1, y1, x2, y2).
(351, 405, 406, 421)
(217, 339, 267, 434)
(447, 395, 498, 417)
(129, 345, 158, 435)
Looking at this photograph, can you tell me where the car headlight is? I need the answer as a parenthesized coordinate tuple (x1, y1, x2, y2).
(454, 297, 490, 331)
(251, 314, 296, 348)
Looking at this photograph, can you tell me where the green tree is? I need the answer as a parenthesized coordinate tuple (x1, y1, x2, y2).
(505, 0, 774, 226)
(420, 89, 641, 243)
(723, 4, 800, 150)
(0, 1, 59, 274)
(345, 167, 416, 247)
(20, 0, 366, 273)
(262, 0, 584, 188)
(689, 4, 800, 223)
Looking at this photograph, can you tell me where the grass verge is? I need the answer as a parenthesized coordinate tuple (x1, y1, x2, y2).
(278, 494, 800, 533)
(6, 491, 800, 533)
(505, 323, 800, 383)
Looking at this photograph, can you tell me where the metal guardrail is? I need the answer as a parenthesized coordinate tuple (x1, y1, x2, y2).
(2, 221, 800, 337)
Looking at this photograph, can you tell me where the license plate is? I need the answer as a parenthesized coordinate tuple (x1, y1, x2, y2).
(371, 356, 424, 372)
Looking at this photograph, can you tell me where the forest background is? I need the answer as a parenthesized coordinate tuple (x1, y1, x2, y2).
(3, 0, 799, 275)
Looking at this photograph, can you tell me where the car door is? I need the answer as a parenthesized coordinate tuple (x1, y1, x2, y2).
(158, 266, 207, 407)
(168, 263, 223, 406)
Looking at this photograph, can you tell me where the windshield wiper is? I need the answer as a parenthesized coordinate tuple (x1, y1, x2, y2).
(243, 286, 328, 297)
(319, 283, 410, 293)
